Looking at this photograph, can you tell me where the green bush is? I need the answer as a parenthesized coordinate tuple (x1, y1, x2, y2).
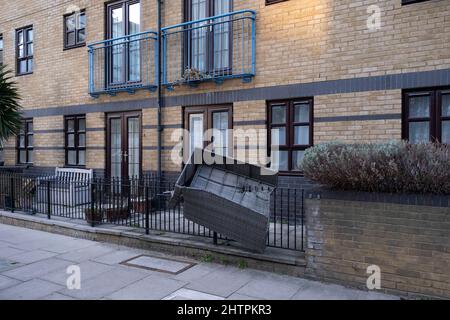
(302, 141, 450, 195)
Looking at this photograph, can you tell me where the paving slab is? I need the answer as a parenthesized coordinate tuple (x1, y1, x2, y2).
(93, 249, 143, 265)
(0, 246, 27, 259)
(8, 249, 58, 264)
(1, 258, 73, 281)
(0, 279, 63, 300)
(59, 267, 148, 299)
(40, 292, 77, 300)
(0, 275, 21, 291)
(123, 255, 195, 274)
(106, 275, 187, 300)
(236, 277, 302, 300)
(163, 288, 224, 300)
(290, 282, 372, 300)
(57, 244, 116, 263)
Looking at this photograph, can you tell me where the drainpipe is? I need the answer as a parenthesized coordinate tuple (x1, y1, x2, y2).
(157, 0, 163, 181)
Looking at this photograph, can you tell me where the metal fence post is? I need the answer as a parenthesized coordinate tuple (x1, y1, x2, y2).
(46, 180, 51, 219)
(213, 232, 218, 245)
(90, 181, 95, 227)
(10, 176, 15, 213)
(145, 186, 150, 235)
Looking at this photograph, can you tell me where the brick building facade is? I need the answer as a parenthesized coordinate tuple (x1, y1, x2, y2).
(0, 0, 448, 183)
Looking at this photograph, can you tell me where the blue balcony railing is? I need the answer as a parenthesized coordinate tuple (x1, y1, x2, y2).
(88, 30, 158, 97)
(161, 10, 256, 89)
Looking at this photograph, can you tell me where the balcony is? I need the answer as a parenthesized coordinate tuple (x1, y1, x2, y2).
(88, 30, 158, 97)
(161, 10, 256, 89)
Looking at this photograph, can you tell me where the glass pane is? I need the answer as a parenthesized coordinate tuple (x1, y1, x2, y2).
(78, 13, 86, 29)
(77, 29, 86, 43)
(128, 117, 140, 179)
(213, 0, 230, 70)
(212, 111, 229, 155)
(27, 122, 33, 132)
(294, 103, 310, 123)
(26, 29, 33, 42)
(66, 15, 76, 31)
(189, 114, 204, 155)
(18, 44, 24, 58)
(19, 150, 26, 163)
(270, 150, 288, 171)
(271, 105, 286, 124)
(67, 32, 75, 46)
(442, 121, 450, 144)
(294, 126, 310, 145)
(190, 0, 207, 72)
(129, 3, 140, 34)
(27, 59, 33, 72)
(19, 136, 25, 148)
(110, 118, 122, 179)
(27, 150, 33, 163)
(67, 119, 75, 132)
(442, 94, 450, 117)
(292, 150, 305, 171)
(0, 38, 3, 50)
(271, 127, 286, 145)
(18, 31, 23, 45)
(68, 150, 77, 165)
(78, 118, 86, 131)
(27, 43, 33, 55)
(27, 135, 33, 147)
(409, 121, 430, 143)
(409, 95, 430, 118)
(68, 134, 75, 147)
(78, 150, 86, 166)
(111, 7, 125, 83)
(79, 133, 86, 147)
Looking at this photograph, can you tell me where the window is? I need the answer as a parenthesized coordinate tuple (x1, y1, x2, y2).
(401, 0, 430, 5)
(107, 0, 141, 85)
(65, 115, 86, 166)
(0, 34, 3, 66)
(16, 26, 33, 75)
(403, 89, 450, 144)
(266, 0, 288, 5)
(184, 105, 232, 159)
(64, 10, 86, 49)
(268, 98, 313, 173)
(17, 119, 33, 164)
(184, 0, 232, 74)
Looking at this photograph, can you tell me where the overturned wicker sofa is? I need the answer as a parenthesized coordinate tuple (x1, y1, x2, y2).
(169, 149, 278, 253)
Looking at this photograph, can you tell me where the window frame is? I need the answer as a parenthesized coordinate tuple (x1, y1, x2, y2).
(401, 0, 430, 5)
(63, 9, 86, 50)
(0, 34, 4, 66)
(16, 26, 33, 76)
(402, 88, 450, 144)
(267, 98, 314, 174)
(265, 0, 288, 5)
(17, 119, 34, 165)
(64, 115, 86, 167)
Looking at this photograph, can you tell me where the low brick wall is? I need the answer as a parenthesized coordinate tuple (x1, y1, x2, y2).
(305, 194, 450, 299)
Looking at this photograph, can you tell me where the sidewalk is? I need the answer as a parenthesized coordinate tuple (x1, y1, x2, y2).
(0, 223, 397, 300)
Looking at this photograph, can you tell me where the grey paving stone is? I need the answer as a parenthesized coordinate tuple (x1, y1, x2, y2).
(0, 279, 63, 300)
(124, 255, 194, 274)
(2, 258, 73, 281)
(39, 260, 115, 286)
(173, 263, 217, 282)
(236, 278, 302, 300)
(8, 249, 57, 264)
(93, 249, 142, 265)
(0, 275, 21, 290)
(106, 275, 187, 300)
(40, 293, 77, 300)
(0, 246, 27, 259)
(227, 293, 260, 300)
(290, 282, 366, 300)
(163, 288, 224, 300)
(185, 267, 253, 298)
(59, 267, 148, 299)
(57, 244, 116, 263)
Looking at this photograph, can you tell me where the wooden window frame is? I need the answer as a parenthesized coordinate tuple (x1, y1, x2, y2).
(16, 26, 33, 76)
(65, 115, 86, 167)
(267, 98, 314, 175)
(403, 87, 450, 143)
(17, 119, 33, 164)
(63, 10, 86, 50)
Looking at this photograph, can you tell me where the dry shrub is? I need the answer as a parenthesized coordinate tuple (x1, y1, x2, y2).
(302, 141, 450, 194)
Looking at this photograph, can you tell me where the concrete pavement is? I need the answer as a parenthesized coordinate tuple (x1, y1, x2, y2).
(0, 223, 398, 300)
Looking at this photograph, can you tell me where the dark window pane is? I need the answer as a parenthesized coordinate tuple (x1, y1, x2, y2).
(271, 150, 288, 171)
(66, 15, 76, 31)
(292, 150, 305, 171)
(19, 136, 25, 148)
(294, 125, 310, 145)
(67, 32, 75, 46)
(27, 150, 33, 163)
(78, 118, 86, 131)
(78, 150, 86, 165)
(19, 150, 26, 163)
(409, 96, 430, 118)
(77, 29, 86, 43)
(443, 121, 450, 144)
(79, 133, 86, 147)
(78, 13, 86, 29)
(68, 150, 77, 165)
(409, 121, 429, 143)
(27, 122, 33, 132)
(271, 105, 286, 124)
(442, 94, 450, 117)
(27, 135, 33, 147)
(67, 120, 75, 132)
(68, 134, 75, 147)
(294, 103, 310, 123)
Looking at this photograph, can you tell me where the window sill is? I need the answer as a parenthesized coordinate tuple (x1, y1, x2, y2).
(63, 43, 86, 51)
(15, 72, 33, 77)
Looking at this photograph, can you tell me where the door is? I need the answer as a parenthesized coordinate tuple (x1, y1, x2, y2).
(107, 0, 141, 86)
(185, 0, 232, 75)
(184, 105, 232, 160)
(106, 112, 142, 183)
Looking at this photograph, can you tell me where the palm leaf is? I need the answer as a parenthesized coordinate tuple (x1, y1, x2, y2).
(0, 64, 22, 144)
